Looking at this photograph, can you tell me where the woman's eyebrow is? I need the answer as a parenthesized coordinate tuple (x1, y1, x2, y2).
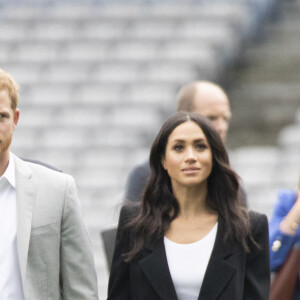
(171, 139, 185, 143)
(171, 138, 207, 144)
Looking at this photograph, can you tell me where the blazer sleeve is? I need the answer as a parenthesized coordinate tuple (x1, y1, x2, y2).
(269, 189, 299, 271)
(107, 205, 137, 300)
(244, 212, 270, 300)
(60, 175, 98, 299)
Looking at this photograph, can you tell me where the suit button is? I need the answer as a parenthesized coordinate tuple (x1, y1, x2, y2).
(272, 240, 282, 252)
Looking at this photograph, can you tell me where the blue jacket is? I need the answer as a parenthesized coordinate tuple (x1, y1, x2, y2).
(269, 189, 300, 299)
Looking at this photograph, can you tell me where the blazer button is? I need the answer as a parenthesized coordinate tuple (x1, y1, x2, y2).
(272, 240, 282, 252)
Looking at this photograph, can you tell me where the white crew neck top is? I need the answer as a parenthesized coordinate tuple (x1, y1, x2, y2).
(164, 223, 218, 300)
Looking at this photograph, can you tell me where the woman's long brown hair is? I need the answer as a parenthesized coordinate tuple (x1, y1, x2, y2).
(124, 112, 251, 262)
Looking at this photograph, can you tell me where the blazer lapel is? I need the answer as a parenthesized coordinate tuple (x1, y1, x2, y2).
(14, 156, 37, 285)
(198, 220, 239, 300)
(139, 239, 178, 300)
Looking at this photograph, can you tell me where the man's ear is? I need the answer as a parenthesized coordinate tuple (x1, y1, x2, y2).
(13, 109, 20, 130)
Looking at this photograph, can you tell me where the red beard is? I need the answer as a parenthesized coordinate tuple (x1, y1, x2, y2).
(0, 133, 12, 155)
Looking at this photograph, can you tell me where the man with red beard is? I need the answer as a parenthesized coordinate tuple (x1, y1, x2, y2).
(0, 69, 98, 300)
(0, 72, 19, 175)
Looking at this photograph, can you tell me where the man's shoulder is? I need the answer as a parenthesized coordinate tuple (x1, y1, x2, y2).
(125, 160, 150, 202)
(129, 160, 150, 178)
(16, 155, 71, 183)
(21, 157, 62, 173)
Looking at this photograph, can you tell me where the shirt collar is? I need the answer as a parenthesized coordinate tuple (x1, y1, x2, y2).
(0, 152, 16, 188)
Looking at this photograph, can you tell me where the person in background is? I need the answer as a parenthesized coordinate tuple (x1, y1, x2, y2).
(124, 81, 232, 203)
(0, 68, 98, 299)
(108, 112, 270, 300)
(269, 187, 300, 299)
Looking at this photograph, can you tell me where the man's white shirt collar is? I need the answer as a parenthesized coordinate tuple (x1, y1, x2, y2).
(0, 152, 16, 188)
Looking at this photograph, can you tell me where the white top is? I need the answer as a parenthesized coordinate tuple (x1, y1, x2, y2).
(0, 153, 25, 299)
(164, 223, 218, 300)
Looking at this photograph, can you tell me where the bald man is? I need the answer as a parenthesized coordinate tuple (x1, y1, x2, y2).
(177, 81, 231, 142)
(124, 81, 233, 202)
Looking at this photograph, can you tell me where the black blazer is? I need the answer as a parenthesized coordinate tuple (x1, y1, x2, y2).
(108, 205, 270, 300)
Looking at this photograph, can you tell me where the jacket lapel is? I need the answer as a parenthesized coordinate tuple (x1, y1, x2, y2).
(139, 239, 178, 300)
(198, 220, 239, 300)
(14, 156, 37, 285)
(138, 218, 241, 300)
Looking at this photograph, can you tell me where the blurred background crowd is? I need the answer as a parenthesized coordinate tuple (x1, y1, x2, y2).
(0, 0, 299, 298)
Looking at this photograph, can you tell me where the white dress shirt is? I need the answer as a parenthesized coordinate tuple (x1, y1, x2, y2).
(164, 223, 218, 300)
(0, 153, 25, 299)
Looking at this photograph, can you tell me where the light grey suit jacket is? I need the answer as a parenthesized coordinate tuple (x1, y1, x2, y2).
(14, 155, 98, 300)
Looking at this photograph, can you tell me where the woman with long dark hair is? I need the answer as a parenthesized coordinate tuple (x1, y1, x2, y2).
(108, 112, 269, 300)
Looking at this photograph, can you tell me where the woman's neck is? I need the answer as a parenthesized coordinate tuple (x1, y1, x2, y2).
(172, 182, 210, 219)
